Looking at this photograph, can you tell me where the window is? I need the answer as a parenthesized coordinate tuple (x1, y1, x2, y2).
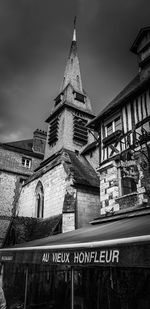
(22, 157, 31, 168)
(19, 178, 26, 186)
(48, 116, 59, 146)
(105, 116, 122, 137)
(114, 116, 122, 131)
(73, 91, 85, 103)
(106, 122, 113, 136)
(121, 177, 137, 195)
(73, 116, 88, 145)
(35, 181, 44, 218)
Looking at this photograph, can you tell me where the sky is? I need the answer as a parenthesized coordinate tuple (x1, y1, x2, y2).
(0, 0, 150, 142)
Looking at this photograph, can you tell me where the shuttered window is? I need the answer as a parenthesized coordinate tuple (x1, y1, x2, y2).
(73, 116, 88, 144)
(48, 116, 59, 145)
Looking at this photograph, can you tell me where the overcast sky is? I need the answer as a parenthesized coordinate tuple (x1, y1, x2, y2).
(0, 0, 150, 142)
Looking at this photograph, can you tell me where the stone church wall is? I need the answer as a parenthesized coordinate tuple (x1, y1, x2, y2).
(0, 172, 17, 216)
(18, 164, 67, 218)
(77, 189, 100, 228)
(0, 147, 42, 217)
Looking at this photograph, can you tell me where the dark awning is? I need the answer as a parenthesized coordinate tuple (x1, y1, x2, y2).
(1, 214, 150, 267)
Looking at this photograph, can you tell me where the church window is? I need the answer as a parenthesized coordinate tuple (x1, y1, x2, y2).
(21, 157, 31, 168)
(35, 181, 44, 218)
(48, 116, 59, 146)
(73, 116, 88, 145)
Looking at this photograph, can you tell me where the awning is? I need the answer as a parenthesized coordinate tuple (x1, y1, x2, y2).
(1, 214, 150, 267)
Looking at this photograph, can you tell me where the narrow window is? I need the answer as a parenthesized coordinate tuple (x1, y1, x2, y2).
(106, 122, 113, 136)
(35, 181, 44, 218)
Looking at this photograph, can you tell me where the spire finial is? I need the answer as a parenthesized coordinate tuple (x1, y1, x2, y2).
(73, 16, 77, 42)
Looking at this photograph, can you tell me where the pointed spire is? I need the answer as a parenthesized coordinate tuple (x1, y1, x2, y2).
(72, 16, 76, 41)
(60, 17, 83, 93)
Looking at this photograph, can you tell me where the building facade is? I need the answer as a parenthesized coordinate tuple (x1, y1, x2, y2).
(89, 27, 150, 216)
(0, 22, 100, 243)
(0, 129, 46, 247)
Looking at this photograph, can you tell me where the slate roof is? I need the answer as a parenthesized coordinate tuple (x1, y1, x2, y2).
(88, 73, 150, 128)
(1, 139, 44, 159)
(81, 141, 97, 155)
(64, 149, 99, 188)
(3, 215, 62, 247)
(46, 99, 95, 123)
(24, 148, 99, 189)
(130, 27, 150, 54)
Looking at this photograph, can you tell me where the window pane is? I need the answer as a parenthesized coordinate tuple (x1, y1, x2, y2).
(114, 117, 121, 131)
(107, 122, 113, 136)
(122, 177, 137, 195)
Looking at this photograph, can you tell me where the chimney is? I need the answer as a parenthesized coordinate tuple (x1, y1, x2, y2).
(33, 129, 47, 154)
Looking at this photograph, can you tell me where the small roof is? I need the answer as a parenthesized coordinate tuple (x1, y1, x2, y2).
(24, 148, 99, 189)
(88, 73, 150, 129)
(81, 141, 97, 155)
(1, 139, 43, 159)
(130, 27, 150, 54)
(4, 215, 62, 247)
(1, 213, 150, 267)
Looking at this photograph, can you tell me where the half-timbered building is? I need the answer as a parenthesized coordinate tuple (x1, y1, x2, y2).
(89, 27, 150, 215)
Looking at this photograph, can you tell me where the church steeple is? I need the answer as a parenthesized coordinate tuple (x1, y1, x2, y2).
(60, 17, 83, 93)
(44, 19, 95, 160)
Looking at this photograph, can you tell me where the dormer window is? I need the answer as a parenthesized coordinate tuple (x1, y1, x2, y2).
(73, 91, 85, 103)
(140, 46, 150, 62)
(55, 93, 63, 107)
(130, 28, 150, 76)
(22, 157, 31, 169)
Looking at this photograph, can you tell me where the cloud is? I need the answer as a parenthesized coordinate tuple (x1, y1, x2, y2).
(0, 0, 150, 142)
(77, 0, 100, 22)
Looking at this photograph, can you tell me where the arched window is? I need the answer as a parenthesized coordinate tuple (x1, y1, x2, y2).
(35, 181, 44, 218)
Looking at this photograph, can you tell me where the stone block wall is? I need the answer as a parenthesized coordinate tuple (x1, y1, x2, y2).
(0, 219, 10, 247)
(0, 172, 18, 216)
(44, 108, 95, 160)
(62, 213, 75, 233)
(0, 147, 41, 175)
(18, 164, 68, 219)
(99, 162, 119, 215)
(0, 147, 43, 219)
(99, 156, 150, 215)
(77, 188, 100, 228)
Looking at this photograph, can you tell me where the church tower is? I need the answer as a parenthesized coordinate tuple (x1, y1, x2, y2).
(16, 19, 100, 232)
(44, 19, 95, 160)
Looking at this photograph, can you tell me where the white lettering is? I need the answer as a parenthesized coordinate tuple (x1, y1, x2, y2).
(52, 252, 70, 263)
(51, 250, 120, 265)
(42, 253, 49, 262)
(74, 252, 79, 263)
(84, 251, 91, 263)
(99, 251, 106, 263)
(105, 250, 112, 263)
(94, 251, 99, 263)
(79, 252, 85, 263)
(112, 250, 119, 263)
